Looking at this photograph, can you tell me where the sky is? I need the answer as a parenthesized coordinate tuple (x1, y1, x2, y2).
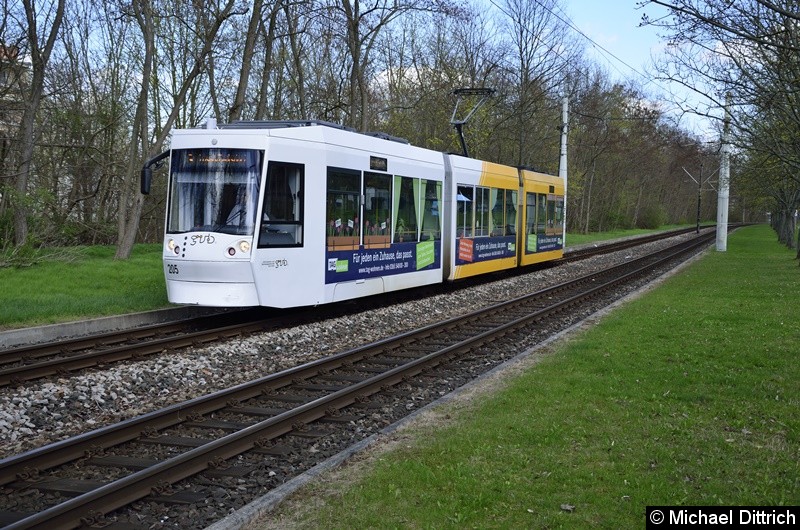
(564, 0, 666, 84)
(560, 0, 714, 136)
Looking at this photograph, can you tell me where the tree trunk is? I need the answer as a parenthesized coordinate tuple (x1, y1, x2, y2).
(115, 0, 155, 260)
(228, 0, 266, 122)
(796, 220, 800, 262)
(342, 0, 361, 129)
(583, 162, 595, 234)
(12, 0, 66, 247)
(255, 7, 279, 119)
(115, 0, 240, 259)
(285, 3, 306, 118)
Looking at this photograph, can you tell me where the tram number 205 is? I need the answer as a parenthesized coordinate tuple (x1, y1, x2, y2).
(167, 264, 180, 275)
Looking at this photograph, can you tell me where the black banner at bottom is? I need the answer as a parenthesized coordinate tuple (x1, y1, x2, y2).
(646, 506, 798, 528)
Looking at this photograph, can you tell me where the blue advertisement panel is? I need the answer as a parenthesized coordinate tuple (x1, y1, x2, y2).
(455, 235, 517, 265)
(325, 240, 440, 284)
(525, 234, 563, 254)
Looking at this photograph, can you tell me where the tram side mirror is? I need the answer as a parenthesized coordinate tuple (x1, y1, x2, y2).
(140, 150, 170, 196)
(141, 167, 152, 195)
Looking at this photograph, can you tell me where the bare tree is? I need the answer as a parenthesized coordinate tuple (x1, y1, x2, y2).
(0, 0, 776, 259)
(643, 0, 800, 251)
(8, 0, 64, 247)
(492, 0, 579, 167)
(227, 0, 272, 122)
(373, 4, 495, 152)
(329, 0, 449, 131)
(115, 0, 242, 259)
(114, 0, 155, 260)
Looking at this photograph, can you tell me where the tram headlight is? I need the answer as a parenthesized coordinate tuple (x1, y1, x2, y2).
(167, 239, 180, 255)
(226, 240, 251, 257)
(167, 239, 176, 250)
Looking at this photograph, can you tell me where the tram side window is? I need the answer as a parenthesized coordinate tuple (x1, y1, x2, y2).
(326, 167, 361, 251)
(393, 176, 418, 243)
(490, 188, 515, 236)
(536, 193, 547, 235)
(526, 193, 537, 252)
(489, 188, 500, 235)
(421, 179, 441, 241)
(365, 172, 392, 248)
(456, 185, 474, 237)
(554, 195, 564, 234)
(474, 187, 490, 236)
(259, 161, 303, 247)
(506, 189, 518, 235)
(546, 194, 560, 235)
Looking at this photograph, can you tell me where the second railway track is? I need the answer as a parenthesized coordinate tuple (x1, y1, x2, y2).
(0, 226, 707, 389)
(0, 230, 716, 530)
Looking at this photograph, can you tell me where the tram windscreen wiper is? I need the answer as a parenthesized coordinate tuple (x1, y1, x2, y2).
(210, 223, 251, 235)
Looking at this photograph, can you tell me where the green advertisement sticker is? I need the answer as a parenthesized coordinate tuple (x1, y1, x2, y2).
(416, 240, 435, 270)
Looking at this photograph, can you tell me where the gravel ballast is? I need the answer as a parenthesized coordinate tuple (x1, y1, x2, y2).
(0, 235, 697, 460)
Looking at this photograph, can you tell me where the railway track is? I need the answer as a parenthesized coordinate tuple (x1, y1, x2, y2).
(0, 227, 705, 389)
(0, 230, 715, 530)
(558, 225, 710, 262)
(0, 311, 275, 388)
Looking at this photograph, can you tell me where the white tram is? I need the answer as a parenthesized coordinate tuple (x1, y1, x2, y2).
(141, 120, 565, 308)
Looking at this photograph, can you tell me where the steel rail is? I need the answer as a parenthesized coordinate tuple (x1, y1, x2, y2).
(0, 309, 258, 362)
(1, 232, 714, 529)
(0, 232, 712, 487)
(0, 321, 189, 365)
(3, 335, 463, 530)
(0, 318, 273, 387)
(0, 226, 704, 388)
(560, 225, 710, 262)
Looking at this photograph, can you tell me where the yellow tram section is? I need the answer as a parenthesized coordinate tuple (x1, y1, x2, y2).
(519, 168, 565, 267)
(453, 163, 565, 279)
(452, 162, 521, 279)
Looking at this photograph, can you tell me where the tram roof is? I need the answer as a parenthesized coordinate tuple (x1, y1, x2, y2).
(221, 120, 409, 145)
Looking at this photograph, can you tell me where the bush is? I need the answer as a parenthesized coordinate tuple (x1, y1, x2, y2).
(636, 205, 667, 229)
(56, 220, 118, 246)
(0, 244, 40, 268)
(596, 211, 632, 231)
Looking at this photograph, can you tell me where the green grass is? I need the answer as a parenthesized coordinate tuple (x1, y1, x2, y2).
(0, 244, 168, 329)
(565, 224, 696, 247)
(0, 226, 688, 331)
(268, 224, 799, 529)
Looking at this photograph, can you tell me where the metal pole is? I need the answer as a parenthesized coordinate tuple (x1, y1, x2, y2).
(697, 165, 702, 234)
(716, 96, 731, 251)
(559, 95, 568, 245)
